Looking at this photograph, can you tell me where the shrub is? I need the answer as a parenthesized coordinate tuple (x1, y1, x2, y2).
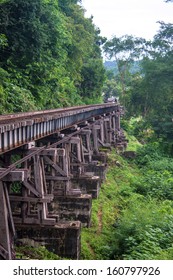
(111, 198, 173, 260)
(131, 170, 173, 200)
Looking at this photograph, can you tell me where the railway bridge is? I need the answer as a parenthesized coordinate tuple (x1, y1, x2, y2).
(0, 103, 127, 260)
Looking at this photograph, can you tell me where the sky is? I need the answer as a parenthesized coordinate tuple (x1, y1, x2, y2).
(82, 0, 173, 40)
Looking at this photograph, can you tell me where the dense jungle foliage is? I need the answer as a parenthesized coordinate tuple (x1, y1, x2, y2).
(0, 0, 106, 112)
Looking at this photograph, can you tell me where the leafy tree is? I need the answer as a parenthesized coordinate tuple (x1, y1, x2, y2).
(0, 33, 7, 48)
(80, 58, 106, 103)
(59, 1, 106, 103)
(104, 35, 146, 107)
(131, 20, 173, 145)
(0, 0, 105, 111)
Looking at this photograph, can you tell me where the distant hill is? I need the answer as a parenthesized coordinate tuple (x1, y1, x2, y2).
(104, 60, 141, 75)
(104, 61, 118, 75)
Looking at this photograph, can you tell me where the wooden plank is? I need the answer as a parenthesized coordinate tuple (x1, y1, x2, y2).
(4, 187, 15, 236)
(62, 147, 69, 176)
(57, 148, 66, 156)
(0, 169, 29, 182)
(40, 157, 47, 195)
(33, 155, 48, 222)
(45, 176, 70, 181)
(27, 148, 57, 157)
(44, 156, 67, 176)
(22, 180, 41, 197)
(0, 244, 9, 260)
(69, 137, 81, 144)
(48, 147, 56, 194)
(80, 129, 91, 135)
(0, 181, 12, 259)
(100, 121, 105, 143)
(10, 195, 53, 203)
(24, 146, 64, 156)
(64, 143, 71, 176)
(82, 145, 88, 153)
(92, 125, 99, 153)
(34, 155, 43, 194)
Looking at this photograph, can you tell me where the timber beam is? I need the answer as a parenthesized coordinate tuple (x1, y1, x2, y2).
(0, 181, 15, 260)
(0, 169, 29, 182)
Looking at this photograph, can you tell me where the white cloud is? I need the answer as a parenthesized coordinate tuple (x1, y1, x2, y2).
(82, 0, 173, 39)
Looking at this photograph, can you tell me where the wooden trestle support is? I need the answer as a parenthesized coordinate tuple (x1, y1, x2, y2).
(0, 111, 127, 260)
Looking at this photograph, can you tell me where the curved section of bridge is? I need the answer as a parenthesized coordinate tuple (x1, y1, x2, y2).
(0, 103, 127, 260)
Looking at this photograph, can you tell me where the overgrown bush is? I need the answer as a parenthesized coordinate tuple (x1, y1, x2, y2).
(131, 170, 173, 200)
(135, 142, 164, 167)
(111, 198, 173, 260)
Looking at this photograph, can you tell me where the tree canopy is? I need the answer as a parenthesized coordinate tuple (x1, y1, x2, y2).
(0, 0, 105, 113)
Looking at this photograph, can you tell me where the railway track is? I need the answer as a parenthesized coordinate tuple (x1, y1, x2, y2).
(0, 103, 118, 124)
(0, 103, 120, 155)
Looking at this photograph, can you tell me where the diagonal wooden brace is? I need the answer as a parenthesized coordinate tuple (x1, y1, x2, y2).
(44, 155, 67, 176)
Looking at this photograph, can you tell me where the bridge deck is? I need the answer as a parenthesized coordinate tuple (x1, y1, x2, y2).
(0, 103, 119, 154)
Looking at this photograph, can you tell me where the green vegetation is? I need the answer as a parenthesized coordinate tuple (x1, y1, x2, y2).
(16, 245, 65, 260)
(81, 151, 132, 260)
(81, 135, 173, 260)
(0, 0, 105, 113)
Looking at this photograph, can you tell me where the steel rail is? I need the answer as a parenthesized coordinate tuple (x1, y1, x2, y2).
(0, 103, 117, 124)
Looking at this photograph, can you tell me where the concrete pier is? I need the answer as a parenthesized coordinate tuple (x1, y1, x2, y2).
(50, 194, 92, 227)
(16, 221, 81, 259)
